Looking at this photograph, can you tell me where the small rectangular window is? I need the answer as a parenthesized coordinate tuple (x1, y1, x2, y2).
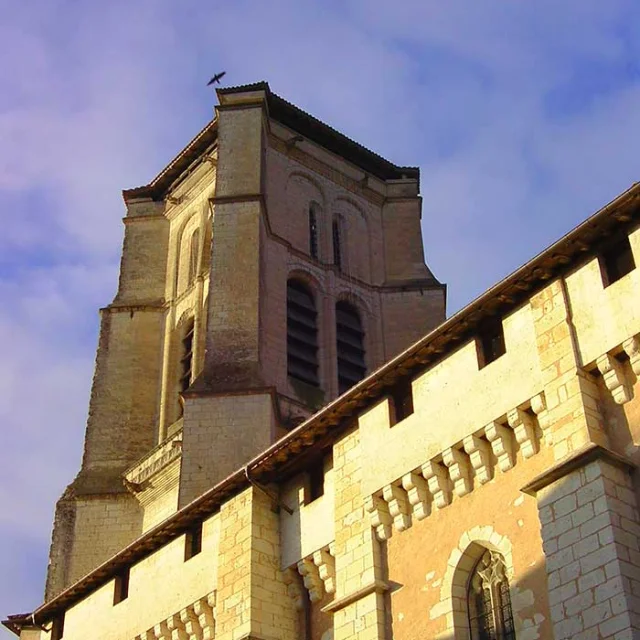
(51, 614, 65, 640)
(477, 319, 506, 368)
(600, 235, 635, 287)
(305, 459, 325, 504)
(113, 567, 130, 605)
(185, 522, 203, 561)
(390, 379, 414, 425)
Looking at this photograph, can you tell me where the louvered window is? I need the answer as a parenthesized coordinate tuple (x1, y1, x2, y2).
(336, 301, 365, 395)
(179, 320, 195, 395)
(287, 280, 319, 387)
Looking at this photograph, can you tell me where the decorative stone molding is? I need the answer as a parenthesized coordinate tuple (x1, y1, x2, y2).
(135, 593, 216, 640)
(365, 494, 393, 541)
(597, 352, 632, 404)
(442, 447, 472, 497)
(365, 395, 544, 540)
(463, 435, 493, 485)
(422, 460, 452, 509)
(382, 483, 411, 531)
(623, 335, 640, 376)
(298, 558, 323, 602)
(291, 545, 336, 602)
(166, 613, 187, 640)
(401, 472, 430, 520)
(124, 428, 183, 491)
(152, 621, 169, 639)
(313, 546, 336, 595)
(283, 567, 305, 610)
(193, 593, 216, 640)
(507, 408, 538, 459)
(530, 391, 550, 439)
(485, 421, 515, 472)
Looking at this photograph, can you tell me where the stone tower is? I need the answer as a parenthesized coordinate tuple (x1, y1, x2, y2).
(45, 82, 445, 599)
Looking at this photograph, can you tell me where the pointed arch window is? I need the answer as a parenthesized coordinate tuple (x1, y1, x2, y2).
(188, 228, 200, 286)
(468, 550, 516, 640)
(287, 280, 319, 387)
(336, 301, 365, 395)
(309, 204, 319, 260)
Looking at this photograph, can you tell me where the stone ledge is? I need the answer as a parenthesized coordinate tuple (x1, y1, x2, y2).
(124, 429, 183, 488)
(521, 443, 636, 497)
(321, 579, 389, 613)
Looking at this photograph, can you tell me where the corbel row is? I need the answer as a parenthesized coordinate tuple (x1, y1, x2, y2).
(365, 393, 547, 541)
(133, 592, 216, 640)
(283, 544, 336, 608)
(596, 335, 639, 405)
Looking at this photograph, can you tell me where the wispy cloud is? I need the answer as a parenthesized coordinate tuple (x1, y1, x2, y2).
(2, 0, 640, 630)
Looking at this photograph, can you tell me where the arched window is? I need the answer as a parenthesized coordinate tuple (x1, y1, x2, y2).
(287, 280, 319, 387)
(336, 301, 365, 395)
(468, 549, 515, 640)
(188, 228, 200, 286)
(178, 319, 195, 415)
(309, 204, 319, 260)
(332, 218, 342, 270)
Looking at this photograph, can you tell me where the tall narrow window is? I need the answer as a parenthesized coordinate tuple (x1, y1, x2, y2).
(336, 301, 365, 395)
(468, 550, 515, 640)
(179, 320, 195, 396)
(185, 521, 203, 561)
(332, 218, 342, 270)
(309, 204, 319, 260)
(113, 566, 130, 605)
(287, 280, 319, 387)
(188, 228, 200, 286)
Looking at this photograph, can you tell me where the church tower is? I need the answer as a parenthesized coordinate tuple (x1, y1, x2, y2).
(45, 83, 445, 599)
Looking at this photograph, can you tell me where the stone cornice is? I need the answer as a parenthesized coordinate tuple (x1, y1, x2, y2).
(521, 443, 636, 497)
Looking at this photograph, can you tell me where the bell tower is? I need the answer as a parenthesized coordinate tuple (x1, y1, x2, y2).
(45, 82, 446, 597)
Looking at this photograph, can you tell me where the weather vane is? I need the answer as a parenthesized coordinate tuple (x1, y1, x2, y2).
(207, 71, 226, 86)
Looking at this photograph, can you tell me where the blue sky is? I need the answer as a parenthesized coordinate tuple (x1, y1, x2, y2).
(2, 0, 640, 631)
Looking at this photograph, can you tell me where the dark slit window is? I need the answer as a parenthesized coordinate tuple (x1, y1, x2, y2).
(336, 301, 365, 395)
(287, 280, 319, 387)
(113, 567, 130, 605)
(185, 521, 203, 561)
(188, 228, 200, 286)
(332, 219, 342, 270)
(309, 205, 319, 259)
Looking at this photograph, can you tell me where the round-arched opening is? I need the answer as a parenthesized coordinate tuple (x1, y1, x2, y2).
(335, 300, 365, 394)
(287, 279, 319, 387)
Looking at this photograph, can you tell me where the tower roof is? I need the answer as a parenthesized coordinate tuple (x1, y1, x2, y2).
(123, 82, 418, 202)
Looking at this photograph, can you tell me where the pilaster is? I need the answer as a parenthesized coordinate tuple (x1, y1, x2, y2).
(524, 446, 640, 639)
(216, 486, 297, 640)
(531, 280, 608, 460)
(329, 427, 387, 640)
